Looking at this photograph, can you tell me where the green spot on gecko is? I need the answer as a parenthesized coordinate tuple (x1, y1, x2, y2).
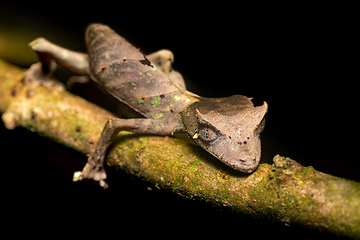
(151, 96, 161, 108)
(154, 113, 164, 119)
(34, 42, 42, 49)
(174, 95, 181, 102)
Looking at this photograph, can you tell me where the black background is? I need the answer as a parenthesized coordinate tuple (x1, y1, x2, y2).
(0, 3, 357, 239)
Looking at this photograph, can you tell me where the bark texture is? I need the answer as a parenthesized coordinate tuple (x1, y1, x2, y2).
(1, 59, 359, 239)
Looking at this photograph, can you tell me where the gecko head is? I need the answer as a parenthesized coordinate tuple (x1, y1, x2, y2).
(181, 95, 268, 173)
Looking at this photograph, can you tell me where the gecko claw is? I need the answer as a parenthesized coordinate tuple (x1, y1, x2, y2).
(73, 162, 109, 189)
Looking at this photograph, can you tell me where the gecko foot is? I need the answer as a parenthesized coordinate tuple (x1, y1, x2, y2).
(21, 62, 65, 98)
(73, 160, 109, 189)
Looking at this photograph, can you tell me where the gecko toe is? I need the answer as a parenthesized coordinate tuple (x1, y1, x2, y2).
(73, 162, 108, 189)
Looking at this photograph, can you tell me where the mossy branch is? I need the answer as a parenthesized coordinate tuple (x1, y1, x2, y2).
(1, 59, 359, 239)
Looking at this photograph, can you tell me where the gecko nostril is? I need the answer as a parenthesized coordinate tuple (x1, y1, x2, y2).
(240, 157, 256, 166)
(239, 158, 255, 166)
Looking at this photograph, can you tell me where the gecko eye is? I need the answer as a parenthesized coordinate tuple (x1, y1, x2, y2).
(198, 123, 219, 142)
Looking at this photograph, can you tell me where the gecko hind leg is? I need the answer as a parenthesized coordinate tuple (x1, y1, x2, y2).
(21, 62, 65, 98)
(22, 38, 90, 96)
(29, 38, 89, 75)
(146, 49, 174, 75)
(146, 49, 186, 90)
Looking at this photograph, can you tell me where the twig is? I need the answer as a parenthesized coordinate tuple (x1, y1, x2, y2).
(0, 59, 359, 238)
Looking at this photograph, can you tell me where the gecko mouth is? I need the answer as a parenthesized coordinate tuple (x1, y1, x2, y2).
(215, 147, 259, 173)
(238, 157, 258, 173)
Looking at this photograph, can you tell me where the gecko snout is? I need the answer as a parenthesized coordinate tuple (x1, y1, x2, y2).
(240, 157, 256, 165)
(237, 157, 258, 173)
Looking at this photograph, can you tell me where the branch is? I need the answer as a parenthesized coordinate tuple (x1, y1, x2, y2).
(1, 59, 359, 238)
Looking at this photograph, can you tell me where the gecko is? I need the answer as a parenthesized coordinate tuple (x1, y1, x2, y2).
(25, 23, 268, 188)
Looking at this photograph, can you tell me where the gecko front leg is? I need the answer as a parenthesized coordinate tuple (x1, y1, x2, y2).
(74, 116, 184, 188)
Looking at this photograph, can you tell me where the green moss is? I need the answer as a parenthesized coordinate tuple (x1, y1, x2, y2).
(188, 166, 197, 173)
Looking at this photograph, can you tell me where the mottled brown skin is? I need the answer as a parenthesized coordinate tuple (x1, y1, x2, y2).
(25, 24, 268, 188)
